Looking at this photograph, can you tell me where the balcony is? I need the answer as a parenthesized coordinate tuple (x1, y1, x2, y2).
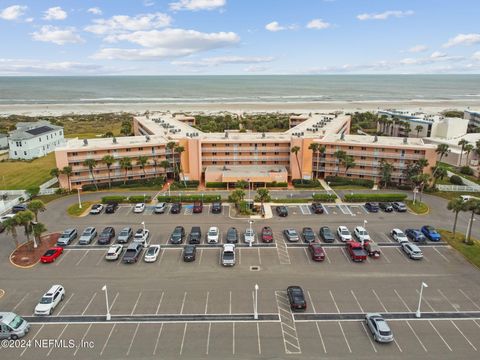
(325, 151, 425, 160)
(202, 156, 290, 161)
(202, 147, 290, 153)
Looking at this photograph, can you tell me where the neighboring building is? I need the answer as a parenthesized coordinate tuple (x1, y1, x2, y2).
(0, 134, 8, 149)
(55, 112, 436, 190)
(9, 121, 65, 160)
(423, 133, 480, 167)
(464, 110, 480, 128)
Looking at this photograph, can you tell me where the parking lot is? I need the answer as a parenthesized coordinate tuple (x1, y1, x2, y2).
(0, 195, 479, 359)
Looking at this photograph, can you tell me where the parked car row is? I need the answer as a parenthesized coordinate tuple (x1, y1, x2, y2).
(365, 202, 407, 213)
(89, 201, 223, 215)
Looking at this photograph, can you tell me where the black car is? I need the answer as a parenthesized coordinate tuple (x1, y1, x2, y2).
(379, 202, 393, 212)
(188, 226, 202, 244)
(392, 202, 407, 212)
(301, 227, 316, 243)
(11, 204, 27, 213)
(211, 202, 222, 214)
(276, 206, 288, 217)
(170, 226, 185, 244)
(105, 202, 119, 214)
(226, 227, 239, 243)
(183, 245, 196, 262)
(310, 202, 324, 214)
(170, 202, 182, 214)
(319, 226, 335, 243)
(365, 202, 380, 213)
(98, 227, 115, 245)
(287, 286, 307, 312)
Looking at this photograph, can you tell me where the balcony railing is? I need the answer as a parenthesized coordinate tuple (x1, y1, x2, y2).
(202, 147, 290, 152)
(324, 151, 425, 160)
(202, 156, 290, 161)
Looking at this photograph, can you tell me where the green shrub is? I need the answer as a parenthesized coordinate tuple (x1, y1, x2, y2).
(343, 193, 408, 202)
(170, 180, 199, 190)
(266, 182, 288, 188)
(128, 195, 152, 203)
(101, 195, 127, 203)
(206, 182, 228, 189)
(450, 175, 463, 185)
(271, 198, 311, 203)
(82, 177, 165, 191)
(238, 200, 253, 215)
(292, 179, 323, 188)
(459, 166, 474, 176)
(325, 176, 374, 188)
(312, 193, 337, 202)
(157, 194, 221, 203)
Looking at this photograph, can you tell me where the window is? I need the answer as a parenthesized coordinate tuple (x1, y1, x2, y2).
(24, 151, 27, 156)
(14, 151, 17, 156)
(361, 147, 366, 150)
(225, 144, 230, 147)
(262, 152, 266, 155)
(126, 149, 131, 152)
(348, 146, 353, 150)
(212, 152, 217, 156)
(275, 152, 279, 155)
(361, 156, 366, 160)
(262, 144, 266, 147)
(16, 141, 22, 147)
(275, 143, 279, 147)
(225, 152, 230, 156)
(39, 138, 42, 142)
(212, 144, 217, 147)
(138, 147, 143, 151)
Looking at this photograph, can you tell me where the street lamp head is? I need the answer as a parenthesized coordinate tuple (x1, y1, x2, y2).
(102, 285, 107, 291)
(255, 284, 259, 290)
(422, 282, 428, 288)
(141, 221, 145, 225)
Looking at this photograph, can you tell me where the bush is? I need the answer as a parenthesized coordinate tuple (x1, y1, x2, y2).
(128, 195, 152, 203)
(450, 175, 463, 185)
(238, 200, 253, 215)
(271, 198, 311, 203)
(82, 177, 165, 191)
(101, 195, 127, 203)
(157, 194, 221, 203)
(292, 179, 323, 188)
(206, 182, 228, 189)
(170, 180, 199, 190)
(459, 166, 474, 176)
(266, 182, 288, 188)
(325, 176, 374, 188)
(312, 193, 337, 202)
(343, 193, 408, 202)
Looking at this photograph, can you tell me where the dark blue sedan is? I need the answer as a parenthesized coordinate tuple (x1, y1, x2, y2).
(405, 229, 426, 243)
(364, 202, 380, 213)
(421, 225, 441, 241)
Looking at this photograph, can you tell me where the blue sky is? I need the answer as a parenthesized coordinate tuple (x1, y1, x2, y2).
(0, 0, 479, 75)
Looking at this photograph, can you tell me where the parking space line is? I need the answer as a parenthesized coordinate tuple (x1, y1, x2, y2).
(238, 248, 242, 264)
(303, 248, 312, 264)
(315, 321, 327, 353)
(256, 322, 262, 354)
(371, 289, 388, 313)
(437, 289, 459, 311)
(75, 250, 90, 266)
(451, 320, 477, 351)
(433, 247, 450, 262)
(459, 289, 480, 311)
(381, 250, 391, 263)
(73, 323, 92, 356)
(155, 291, 164, 314)
(306, 290, 317, 313)
(474, 320, 480, 329)
(428, 320, 452, 351)
(20, 324, 44, 357)
(350, 290, 364, 313)
(57, 293, 74, 315)
(152, 323, 164, 356)
(406, 321, 428, 352)
(257, 247, 262, 265)
(179, 323, 188, 355)
(82, 292, 97, 315)
(12, 292, 29, 312)
(338, 322, 352, 353)
(131, 292, 142, 315)
(55, 251, 68, 266)
(180, 291, 187, 314)
(416, 289, 435, 312)
(394, 289, 412, 312)
(324, 249, 331, 264)
(393, 338, 403, 353)
(329, 290, 341, 313)
(126, 323, 140, 356)
(232, 322, 235, 355)
(229, 291, 232, 314)
(96, 251, 105, 266)
(341, 248, 351, 262)
(100, 324, 116, 356)
(47, 324, 68, 356)
(206, 322, 211, 355)
(321, 204, 329, 214)
(109, 292, 119, 313)
(198, 249, 203, 264)
(360, 321, 377, 353)
(158, 247, 167, 264)
(204, 292, 209, 314)
(395, 248, 409, 262)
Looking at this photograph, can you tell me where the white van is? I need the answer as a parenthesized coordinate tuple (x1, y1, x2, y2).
(461, 195, 480, 202)
(0, 312, 30, 339)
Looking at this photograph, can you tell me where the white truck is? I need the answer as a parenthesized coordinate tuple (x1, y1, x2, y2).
(221, 244, 236, 266)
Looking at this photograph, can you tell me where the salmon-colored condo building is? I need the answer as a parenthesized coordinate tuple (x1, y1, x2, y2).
(55, 113, 437, 189)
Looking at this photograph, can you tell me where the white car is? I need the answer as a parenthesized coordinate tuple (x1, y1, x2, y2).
(391, 228, 408, 243)
(89, 204, 104, 215)
(207, 226, 220, 244)
(401, 242, 423, 260)
(133, 203, 146, 213)
(0, 214, 15, 222)
(105, 244, 123, 261)
(354, 226, 370, 243)
(337, 226, 352, 242)
(133, 228, 150, 247)
(244, 228, 256, 244)
(34, 285, 65, 316)
(144, 244, 161, 262)
(221, 244, 236, 266)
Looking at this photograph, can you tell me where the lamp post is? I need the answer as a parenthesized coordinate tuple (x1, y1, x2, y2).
(102, 285, 111, 321)
(141, 221, 145, 231)
(77, 187, 82, 209)
(248, 220, 254, 247)
(465, 217, 476, 242)
(416, 282, 428, 318)
(168, 182, 171, 196)
(361, 220, 368, 247)
(247, 178, 251, 201)
(254, 284, 259, 320)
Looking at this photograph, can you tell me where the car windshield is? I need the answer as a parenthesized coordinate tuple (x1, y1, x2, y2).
(39, 296, 52, 304)
(8, 315, 24, 330)
(379, 329, 391, 336)
(223, 252, 234, 259)
(358, 230, 367, 235)
(44, 250, 55, 256)
(147, 248, 156, 255)
(120, 230, 129, 236)
(209, 230, 218, 236)
(341, 230, 349, 235)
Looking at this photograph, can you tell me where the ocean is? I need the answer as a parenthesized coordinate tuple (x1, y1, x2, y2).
(0, 75, 479, 105)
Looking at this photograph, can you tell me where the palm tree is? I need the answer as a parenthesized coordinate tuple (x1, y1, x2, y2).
(343, 155, 356, 175)
(50, 167, 60, 184)
(410, 173, 430, 203)
(61, 166, 73, 191)
(447, 197, 467, 235)
(27, 199, 46, 222)
(166, 141, 177, 180)
(15, 210, 35, 248)
(32, 222, 47, 247)
(431, 165, 448, 188)
(102, 155, 115, 188)
(83, 158, 98, 190)
(415, 125, 423, 137)
(174, 145, 186, 186)
(3, 217, 19, 248)
(152, 157, 158, 176)
(464, 144, 474, 166)
(403, 122, 411, 136)
(254, 188, 271, 208)
(457, 139, 469, 166)
(379, 160, 394, 188)
(432, 144, 450, 178)
(228, 189, 246, 205)
(290, 146, 302, 182)
(159, 160, 171, 179)
(333, 150, 346, 176)
(308, 143, 319, 179)
(465, 199, 480, 244)
(119, 157, 132, 185)
(236, 180, 248, 189)
(137, 156, 149, 177)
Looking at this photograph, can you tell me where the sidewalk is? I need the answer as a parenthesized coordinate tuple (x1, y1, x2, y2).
(319, 179, 343, 204)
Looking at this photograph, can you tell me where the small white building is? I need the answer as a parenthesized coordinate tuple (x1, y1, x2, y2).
(0, 134, 7, 149)
(8, 121, 65, 160)
(464, 110, 480, 128)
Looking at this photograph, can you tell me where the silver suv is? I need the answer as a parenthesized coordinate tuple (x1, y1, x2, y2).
(365, 313, 394, 343)
(79, 227, 97, 245)
(57, 228, 77, 246)
(401, 242, 423, 260)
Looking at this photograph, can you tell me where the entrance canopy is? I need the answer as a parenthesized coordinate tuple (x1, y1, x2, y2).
(205, 165, 288, 183)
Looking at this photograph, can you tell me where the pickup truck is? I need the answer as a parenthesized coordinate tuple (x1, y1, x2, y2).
(347, 241, 368, 262)
(122, 243, 143, 263)
(193, 201, 203, 214)
(221, 244, 236, 266)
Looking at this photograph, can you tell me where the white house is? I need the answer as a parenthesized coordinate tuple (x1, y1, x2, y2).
(8, 121, 65, 160)
(0, 134, 7, 149)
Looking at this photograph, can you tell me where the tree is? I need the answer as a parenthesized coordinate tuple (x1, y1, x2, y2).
(83, 158, 98, 191)
(464, 144, 474, 166)
(27, 200, 46, 222)
(435, 143, 450, 163)
(50, 167, 60, 184)
(102, 155, 115, 188)
(120, 120, 132, 136)
(447, 197, 467, 235)
(291, 146, 302, 182)
(32, 222, 47, 247)
(159, 160, 171, 178)
(464, 199, 480, 244)
(254, 188, 271, 206)
(235, 180, 248, 189)
(343, 155, 356, 175)
(174, 145, 186, 186)
(61, 166, 73, 191)
(3, 217, 19, 248)
(431, 165, 448, 188)
(410, 173, 430, 203)
(415, 125, 423, 137)
(166, 142, 177, 180)
(15, 210, 35, 248)
(333, 150, 346, 176)
(119, 157, 132, 185)
(308, 143, 319, 179)
(228, 189, 246, 204)
(403, 122, 411, 136)
(26, 186, 40, 198)
(457, 139, 469, 166)
(137, 156, 149, 177)
(379, 160, 394, 188)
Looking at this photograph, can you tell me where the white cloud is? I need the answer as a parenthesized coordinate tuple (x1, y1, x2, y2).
(169, 0, 226, 11)
(265, 21, 296, 32)
(0, 58, 124, 75)
(92, 29, 239, 60)
(473, 51, 480, 61)
(144, 0, 155, 6)
(173, 55, 274, 67)
(244, 65, 268, 72)
(43, 6, 67, 21)
(31, 26, 84, 45)
(443, 33, 480, 48)
(430, 51, 446, 59)
(87, 7, 102, 16)
(357, 10, 414, 21)
(0, 5, 27, 20)
(408, 45, 428, 53)
(85, 13, 172, 35)
(306, 19, 331, 30)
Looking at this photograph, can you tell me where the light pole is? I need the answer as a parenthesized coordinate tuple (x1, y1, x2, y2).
(254, 284, 259, 320)
(361, 220, 368, 247)
(102, 285, 111, 321)
(465, 217, 476, 242)
(77, 187, 82, 209)
(248, 220, 254, 247)
(168, 182, 171, 196)
(141, 221, 146, 231)
(416, 282, 428, 318)
(247, 178, 251, 201)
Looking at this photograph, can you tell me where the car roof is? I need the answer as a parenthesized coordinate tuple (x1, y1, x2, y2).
(149, 244, 161, 249)
(393, 228, 403, 233)
(121, 227, 132, 231)
(223, 244, 235, 250)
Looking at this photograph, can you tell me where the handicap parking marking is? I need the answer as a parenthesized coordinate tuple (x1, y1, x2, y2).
(184, 206, 193, 215)
(321, 204, 329, 214)
(299, 205, 312, 215)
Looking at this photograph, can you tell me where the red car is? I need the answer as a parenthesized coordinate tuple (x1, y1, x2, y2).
(41, 247, 63, 263)
(308, 243, 325, 261)
(261, 226, 274, 243)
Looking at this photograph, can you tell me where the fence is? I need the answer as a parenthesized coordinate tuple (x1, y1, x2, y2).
(436, 184, 480, 192)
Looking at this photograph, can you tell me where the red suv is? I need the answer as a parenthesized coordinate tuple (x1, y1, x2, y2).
(192, 201, 203, 214)
(261, 226, 274, 243)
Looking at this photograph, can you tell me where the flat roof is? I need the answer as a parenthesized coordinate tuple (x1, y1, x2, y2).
(321, 133, 433, 147)
(25, 125, 55, 136)
(57, 135, 168, 151)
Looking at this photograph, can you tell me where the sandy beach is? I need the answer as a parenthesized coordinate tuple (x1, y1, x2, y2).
(1, 99, 479, 116)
